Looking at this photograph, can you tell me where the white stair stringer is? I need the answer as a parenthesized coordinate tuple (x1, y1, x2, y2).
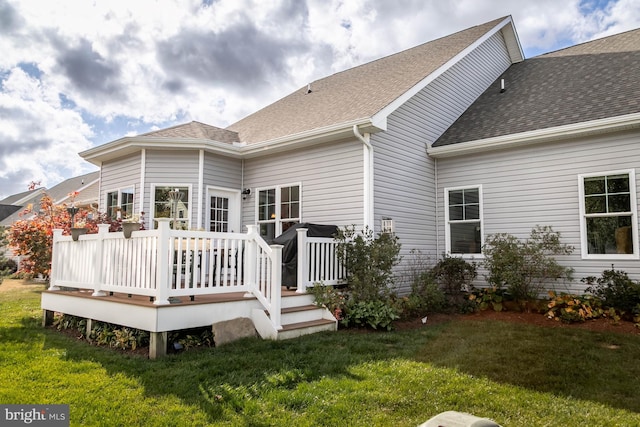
(252, 293, 337, 340)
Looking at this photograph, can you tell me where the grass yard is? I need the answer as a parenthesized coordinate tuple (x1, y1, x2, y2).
(1, 278, 639, 426)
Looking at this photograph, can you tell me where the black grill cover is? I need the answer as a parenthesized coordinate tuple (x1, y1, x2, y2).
(271, 223, 338, 288)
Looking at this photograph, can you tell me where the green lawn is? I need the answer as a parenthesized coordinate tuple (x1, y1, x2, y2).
(1, 279, 639, 426)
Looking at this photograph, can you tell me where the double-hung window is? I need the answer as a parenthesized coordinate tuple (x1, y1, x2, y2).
(579, 170, 638, 258)
(445, 186, 483, 255)
(106, 187, 134, 219)
(257, 184, 300, 239)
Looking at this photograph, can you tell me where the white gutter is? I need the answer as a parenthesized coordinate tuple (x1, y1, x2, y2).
(428, 112, 640, 158)
(353, 125, 374, 230)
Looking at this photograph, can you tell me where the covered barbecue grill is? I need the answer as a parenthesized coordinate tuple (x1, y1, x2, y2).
(271, 223, 339, 289)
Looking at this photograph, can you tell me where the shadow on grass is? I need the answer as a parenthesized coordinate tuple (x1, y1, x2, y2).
(414, 318, 640, 414)
(35, 315, 640, 422)
(41, 324, 444, 423)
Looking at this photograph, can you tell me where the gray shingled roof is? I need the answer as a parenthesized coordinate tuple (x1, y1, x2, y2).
(48, 171, 100, 204)
(228, 17, 508, 143)
(433, 27, 640, 147)
(142, 121, 239, 143)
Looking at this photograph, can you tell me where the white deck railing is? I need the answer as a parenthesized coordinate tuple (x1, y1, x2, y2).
(296, 228, 346, 293)
(49, 220, 284, 330)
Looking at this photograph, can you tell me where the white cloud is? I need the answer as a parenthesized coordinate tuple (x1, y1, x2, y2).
(0, 0, 638, 198)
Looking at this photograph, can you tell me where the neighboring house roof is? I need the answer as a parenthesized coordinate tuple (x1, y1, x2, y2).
(0, 172, 100, 227)
(0, 188, 44, 206)
(81, 16, 523, 165)
(0, 205, 21, 223)
(432, 27, 640, 150)
(142, 121, 239, 143)
(50, 171, 100, 206)
(227, 16, 520, 144)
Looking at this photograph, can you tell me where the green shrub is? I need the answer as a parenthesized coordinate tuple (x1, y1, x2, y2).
(431, 255, 477, 307)
(470, 286, 505, 312)
(341, 300, 399, 331)
(335, 226, 401, 302)
(483, 225, 574, 302)
(401, 272, 447, 317)
(308, 282, 347, 320)
(583, 268, 640, 315)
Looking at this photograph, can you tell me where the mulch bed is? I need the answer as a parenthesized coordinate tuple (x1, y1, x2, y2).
(395, 310, 640, 335)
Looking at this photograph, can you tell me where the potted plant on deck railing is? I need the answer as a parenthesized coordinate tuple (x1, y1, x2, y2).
(70, 220, 87, 241)
(122, 213, 144, 238)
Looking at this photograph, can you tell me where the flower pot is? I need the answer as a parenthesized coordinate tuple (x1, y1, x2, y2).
(122, 222, 141, 238)
(71, 228, 87, 241)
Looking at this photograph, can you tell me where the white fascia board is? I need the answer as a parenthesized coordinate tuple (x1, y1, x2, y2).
(80, 137, 242, 164)
(239, 118, 383, 157)
(80, 119, 384, 163)
(371, 16, 517, 125)
(428, 112, 640, 158)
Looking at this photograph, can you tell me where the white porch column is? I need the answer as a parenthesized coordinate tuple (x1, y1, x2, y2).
(154, 219, 172, 305)
(296, 228, 309, 293)
(91, 224, 110, 296)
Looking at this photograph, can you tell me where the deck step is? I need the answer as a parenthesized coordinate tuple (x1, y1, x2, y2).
(278, 318, 337, 340)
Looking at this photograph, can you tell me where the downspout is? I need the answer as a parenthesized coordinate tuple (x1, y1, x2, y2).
(197, 150, 204, 230)
(353, 125, 374, 230)
(139, 149, 146, 224)
(434, 156, 440, 257)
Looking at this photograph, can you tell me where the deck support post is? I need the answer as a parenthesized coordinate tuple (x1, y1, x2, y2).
(149, 332, 167, 359)
(296, 228, 309, 293)
(42, 309, 54, 327)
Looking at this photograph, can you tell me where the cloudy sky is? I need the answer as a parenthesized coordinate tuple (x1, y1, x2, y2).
(1, 0, 639, 198)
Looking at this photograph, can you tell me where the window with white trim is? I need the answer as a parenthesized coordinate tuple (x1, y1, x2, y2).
(106, 187, 134, 220)
(445, 186, 483, 255)
(257, 184, 300, 239)
(152, 185, 190, 230)
(579, 170, 637, 258)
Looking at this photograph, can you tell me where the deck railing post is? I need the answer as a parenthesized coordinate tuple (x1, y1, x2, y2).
(296, 228, 309, 293)
(154, 219, 172, 305)
(92, 224, 110, 296)
(49, 229, 63, 290)
(270, 244, 283, 330)
(244, 225, 258, 296)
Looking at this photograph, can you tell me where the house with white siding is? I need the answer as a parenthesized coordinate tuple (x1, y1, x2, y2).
(43, 16, 640, 354)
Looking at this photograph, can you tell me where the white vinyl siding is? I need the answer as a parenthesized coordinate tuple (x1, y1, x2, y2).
(435, 129, 640, 292)
(372, 30, 512, 292)
(242, 139, 364, 231)
(100, 155, 141, 215)
(578, 170, 638, 259)
(145, 150, 200, 227)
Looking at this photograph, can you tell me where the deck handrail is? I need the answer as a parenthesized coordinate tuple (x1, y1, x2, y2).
(296, 228, 346, 293)
(49, 220, 284, 331)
